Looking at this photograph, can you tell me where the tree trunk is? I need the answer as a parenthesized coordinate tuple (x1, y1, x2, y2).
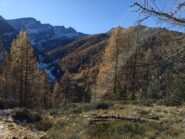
(114, 37, 119, 94)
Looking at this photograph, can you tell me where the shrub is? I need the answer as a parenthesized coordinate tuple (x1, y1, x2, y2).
(115, 122, 143, 135)
(88, 123, 110, 137)
(12, 109, 42, 123)
(137, 109, 151, 116)
(160, 75, 185, 106)
(159, 97, 182, 106)
(137, 99, 156, 107)
(35, 117, 53, 131)
(146, 80, 162, 99)
(0, 100, 4, 109)
(95, 103, 110, 110)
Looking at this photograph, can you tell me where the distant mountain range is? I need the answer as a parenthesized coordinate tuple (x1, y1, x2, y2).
(0, 16, 15, 35)
(0, 16, 16, 50)
(7, 17, 86, 52)
(0, 15, 88, 81)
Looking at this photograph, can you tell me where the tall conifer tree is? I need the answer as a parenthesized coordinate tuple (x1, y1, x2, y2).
(11, 31, 47, 107)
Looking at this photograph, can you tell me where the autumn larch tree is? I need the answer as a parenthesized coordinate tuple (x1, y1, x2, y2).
(95, 27, 123, 99)
(95, 27, 140, 101)
(11, 31, 47, 108)
(60, 70, 71, 105)
(53, 70, 71, 107)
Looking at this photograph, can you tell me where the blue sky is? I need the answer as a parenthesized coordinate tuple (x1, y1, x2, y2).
(0, 0, 180, 34)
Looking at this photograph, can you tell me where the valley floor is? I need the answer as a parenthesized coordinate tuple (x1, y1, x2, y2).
(1, 102, 185, 139)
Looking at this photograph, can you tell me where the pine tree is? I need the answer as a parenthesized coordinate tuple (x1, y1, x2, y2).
(53, 81, 61, 108)
(2, 54, 11, 101)
(11, 31, 47, 108)
(43, 74, 51, 109)
(95, 27, 138, 100)
(0, 39, 5, 74)
(0, 39, 5, 99)
(0, 40, 4, 98)
(0, 41, 10, 101)
(61, 70, 71, 105)
(53, 70, 71, 107)
(0, 41, 16, 105)
(95, 27, 123, 99)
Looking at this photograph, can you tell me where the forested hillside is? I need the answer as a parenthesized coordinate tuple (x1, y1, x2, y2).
(49, 25, 185, 105)
(0, 25, 184, 108)
(94, 26, 185, 102)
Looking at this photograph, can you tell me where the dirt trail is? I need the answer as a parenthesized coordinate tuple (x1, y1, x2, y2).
(0, 110, 46, 139)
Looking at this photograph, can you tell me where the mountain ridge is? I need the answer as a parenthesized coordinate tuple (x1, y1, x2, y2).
(7, 17, 87, 52)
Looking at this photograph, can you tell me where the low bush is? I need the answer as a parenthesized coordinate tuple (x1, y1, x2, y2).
(115, 122, 143, 135)
(35, 117, 53, 131)
(137, 109, 151, 116)
(139, 99, 156, 107)
(159, 75, 185, 106)
(87, 123, 110, 137)
(12, 109, 42, 123)
(159, 97, 183, 106)
(95, 103, 110, 110)
(0, 100, 4, 109)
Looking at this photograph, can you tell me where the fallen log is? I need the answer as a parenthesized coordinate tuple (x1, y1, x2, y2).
(90, 114, 160, 123)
